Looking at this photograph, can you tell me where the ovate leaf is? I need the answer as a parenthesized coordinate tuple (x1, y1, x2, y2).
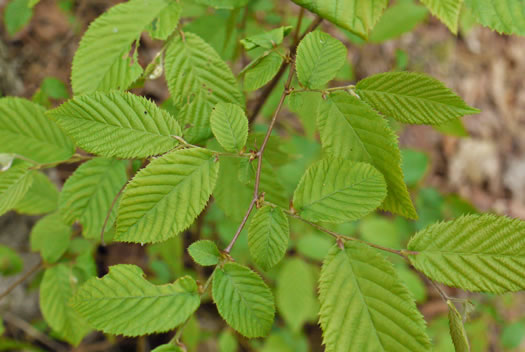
(40, 264, 91, 346)
(212, 262, 275, 338)
(0, 98, 74, 163)
(0, 161, 33, 216)
(276, 258, 317, 333)
(448, 300, 470, 352)
(15, 171, 58, 215)
(248, 206, 289, 271)
(464, 0, 525, 35)
(240, 26, 293, 50)
(291, 0, 388, 39)
(356, 72, 480, 125)
(48, 91, 181, 158)
(319, 242, 431, 352)
(296, 31, 347, 89)
(71, 0, 172, 94)
(407, 214, 525, 293)
(293, 158, 386, 223)
(210, 103, 249, 153)
(30, 212, 72, 263)
(420, 0, 462, 34)
(369, 2, 428, 42)
(59, 158, 128, 239)
(117, 148, 219, 243)
(165, 32, 244, 142)
(147, 1, 181, 40)
(71, 264, 200, 336)
(0, 245, 23, 276)
(241, 52, 283, 92)
(318, 92, 417, 219)
(152, 345, 183, 352)
(188, 240, 221, 266)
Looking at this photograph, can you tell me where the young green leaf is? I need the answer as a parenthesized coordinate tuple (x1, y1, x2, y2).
(164, 32, 244, 142)
(318, 92, 417, 219)
(407, 214, 525, 293)
(71, 0, 173, 94)
(241, 52, 283, 92)
(71, 264, 200, 336)
(319, 242, 431, 352)
(210, 103, 249, 153)
(14, 171, 58, 215)
(276, 258, 317, 333)
(0, 245, 23, 276)
(296, 31, 347, 89)
(369, 1, 428, 42)
(59, 158, 128, 239)
(4, 0, 33, 36)
(188, 240, 221, 266)
(117, 148, 219, 243)
(0, 161, 34, 217)
(356, 71, 480, 125)
(293, 158, 387, 223)
(240, 26, 292, 50)
(152, 345, 183, 352)
(248, 206, 289, 271)
(147, 1, 181, 40)
(40, 264, 92, 346)
(47, 91, 181, 159)
(218, 329, 238, 352)
(291, 0, 388, 38)
(420, 0, 462, 34)
(0, 98, 74, 164)
(448, 300, 471, 352)
(464, 0, 525, 35)
(30, 212, 72, 263)
(212, 262, 275, 338)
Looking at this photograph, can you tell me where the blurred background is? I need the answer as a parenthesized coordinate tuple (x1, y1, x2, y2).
(1, 0, 525, 351)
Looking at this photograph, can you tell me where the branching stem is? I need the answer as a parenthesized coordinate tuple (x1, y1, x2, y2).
(0, 260, 44, 301)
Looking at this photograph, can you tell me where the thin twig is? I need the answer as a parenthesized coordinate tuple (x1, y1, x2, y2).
(0, 260, 44, 301)
(100, 182, 128, 245)
(284, 210, 411, 257)
(293, 7, 305, 47)
(4, 312, 68, 352)
(248, 16, 322, 123)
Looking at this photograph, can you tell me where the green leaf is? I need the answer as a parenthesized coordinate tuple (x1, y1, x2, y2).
(447, 300, 470, 352)
(164, 32, 244, 142)
(188, 240, 221, 266)
(407, 214, 525, 293)
(212, 262, 275, 338)
(369, 1, 428, 42)
(0, 161, 33, 217)
(71, 0, 172, 94)
(401, 149, 429, 187)
(420, 0, 462, 34)
(291, 0, 388, 39)
(194, 0, 249, 9)
(40, 264, 91, 346)
(210, 103, 249, 153)
(293, 157, 387, 223)
(318, 92, 417, 219)
(218, 329, 238, 352)
(356, 72, 480, 125)
(239, 158, 289, 208)
(47, 91, 181, 159)
(59, 158, 128, 239)
(241, 52, 283, 92)
(276, 258, 317, 333)
(14, 171, 58, 215)
(72, 264, 200, 336)
(4, 0, 32, 36)
(296, 31, 347, 89)
(152, 345, 183, 352)
(0, 245, 23, 276)
(0, 97, 74, 164)
(464, 0, 525, 35)
(30, 213, 71, 263)
(147, 1, 181, 40)
(117, 148, 219, 243)
(319, 242, 431, 352)
(433, 118, 469, 137)
(240, 26, 292, 50)
(248, 206, 289, 271)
